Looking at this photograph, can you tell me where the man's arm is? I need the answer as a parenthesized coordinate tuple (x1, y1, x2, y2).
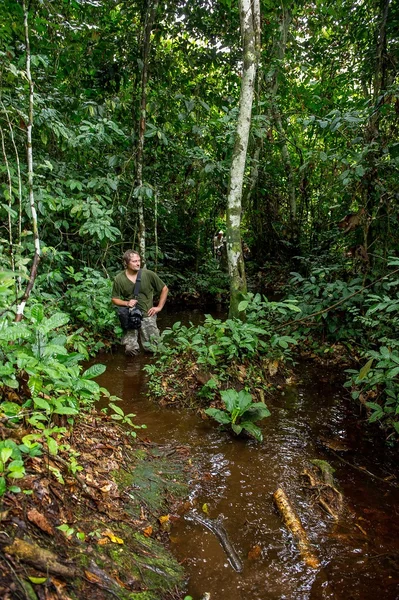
(112, 297, 138, 308)
(147, 285, 168, 317)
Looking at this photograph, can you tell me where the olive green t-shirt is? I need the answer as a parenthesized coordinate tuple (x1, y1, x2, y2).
(111, 269, 166, 317)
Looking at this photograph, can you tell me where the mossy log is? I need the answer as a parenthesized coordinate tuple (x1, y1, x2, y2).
(3, 537, 77, 578)
(273, 488, 320, 569)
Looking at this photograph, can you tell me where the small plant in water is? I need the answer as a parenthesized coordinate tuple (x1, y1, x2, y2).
(205, 389, 270, 442)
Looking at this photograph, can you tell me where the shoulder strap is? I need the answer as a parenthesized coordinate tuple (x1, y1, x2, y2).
(133, 269, 142, 299)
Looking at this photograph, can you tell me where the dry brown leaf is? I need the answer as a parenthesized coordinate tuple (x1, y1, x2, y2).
(97, 537, 110, 545)
(85, 570, 102, 583)
(27, 508, 55, 535)
(248, 545, 262, 560)
(268, 360, 279, 376)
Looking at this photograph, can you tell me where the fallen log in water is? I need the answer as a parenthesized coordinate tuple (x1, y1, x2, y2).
(185, 511, 243, 572)
(273, 488, 320, 569)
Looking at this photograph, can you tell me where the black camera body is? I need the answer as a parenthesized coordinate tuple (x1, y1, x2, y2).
(117, 306, 143, 331)
(129, 306, 143, 330)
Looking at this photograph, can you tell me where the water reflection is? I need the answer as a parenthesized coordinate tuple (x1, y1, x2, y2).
(93, 317, 399, 600)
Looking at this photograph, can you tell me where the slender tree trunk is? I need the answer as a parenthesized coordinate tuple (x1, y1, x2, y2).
(1, 101, 24, 292)
(15, 2, 41, 322)
(267, 5, 297, 230)
(364, 0, 391, 261)
(227, 0, 260, 319)
(0, 126, 15, 272)
(135, 0, 159, 263)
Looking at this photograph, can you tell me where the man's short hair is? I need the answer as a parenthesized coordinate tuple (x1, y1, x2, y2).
(123, 250, 141, 266)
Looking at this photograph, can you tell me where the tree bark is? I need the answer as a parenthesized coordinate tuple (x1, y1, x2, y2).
(135, 0, 159, 264)
(226, 0, 260, 319)
(267, 6, 297, 230)
(15, 2, 41, 322)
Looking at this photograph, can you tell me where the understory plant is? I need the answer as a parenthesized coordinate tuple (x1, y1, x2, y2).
(205, 388, 271, 442)
(0, 286, 142, 494)
(145, 293, 300, 405)
(345, 345, 399, 438)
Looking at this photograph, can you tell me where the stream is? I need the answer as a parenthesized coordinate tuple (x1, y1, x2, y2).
(95, 309, 399, 600)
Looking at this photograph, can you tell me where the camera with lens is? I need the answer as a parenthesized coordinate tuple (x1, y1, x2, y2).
(128, 306, 143, 330)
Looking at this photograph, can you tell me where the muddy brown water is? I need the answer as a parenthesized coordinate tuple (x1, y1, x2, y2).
(94, 309, 399, 600)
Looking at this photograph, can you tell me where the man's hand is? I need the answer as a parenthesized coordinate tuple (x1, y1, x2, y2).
(126, 299, 138, 308)
(147, 306, 161, 317)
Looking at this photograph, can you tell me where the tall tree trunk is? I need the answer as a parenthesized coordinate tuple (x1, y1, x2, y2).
(227, 0, 260, 319)
(135, 0, 159, 263)
(15, 2, 41, 322)
(363, 0, 391, 261)
(267, 5, 297, 231)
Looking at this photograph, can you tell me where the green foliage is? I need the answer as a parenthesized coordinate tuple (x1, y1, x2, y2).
(205, 389, 271, 442)
(146, 293, 299, 406)
(345, 345, 399, 436)
(153, 293, 299, 368)
(106, 402, 147, 438)
(61, 267, 117, 341)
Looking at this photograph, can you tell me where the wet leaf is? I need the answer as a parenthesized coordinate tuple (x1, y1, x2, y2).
(248, 544, 262, 560)
(143, 525, 153, 537)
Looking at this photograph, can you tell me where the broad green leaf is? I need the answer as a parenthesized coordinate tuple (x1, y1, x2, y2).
(238, 300, 249, 312)
(33, 397, 51, 411)
(53, 406, 78, 415)
(236, 390, 253, 414)
(220, 389, 238, 414)
(0, 476, 6, 496)
(28, 375, 43, 395)
(241, 421, 263, 442)
(0, 448, 12, 464)
(82, 363, 106, 379)
(358, 359, 373, 381)
(204, 408, 231, 425)
(242, 403, 271, 422)
(31, 304, 44, 323)
(47, 437, 58, 456)
(231, 423, 243, 435)
(0, 323, 30, 341)
(109, 402, 124, 416)
(40, 312, 69, 333)
(0, 402, 21, 417)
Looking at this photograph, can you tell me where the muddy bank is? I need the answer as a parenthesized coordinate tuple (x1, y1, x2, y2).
(0, 412, 191, 600)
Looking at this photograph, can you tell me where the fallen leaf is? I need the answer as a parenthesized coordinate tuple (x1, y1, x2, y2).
(97, 538, 109, 545)
(202, 503, 209, 514)
(28, 576, 47, 584)
(27, 508, 55, 535)
(143, 526, 153, 537)
(159, 515, 170, 524)
(248, 544, 262, 560)
(85, 570, 102, 583)
(102, 529, 124, 544)
(268, 360, 279, 376)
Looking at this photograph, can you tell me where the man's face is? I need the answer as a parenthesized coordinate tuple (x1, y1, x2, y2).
(127, 254, 141, 271)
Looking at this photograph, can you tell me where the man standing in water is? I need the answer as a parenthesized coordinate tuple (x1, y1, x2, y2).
(111, 250, 168, 355)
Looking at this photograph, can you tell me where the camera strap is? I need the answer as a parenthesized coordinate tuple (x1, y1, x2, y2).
(133, 269, 142, 299)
